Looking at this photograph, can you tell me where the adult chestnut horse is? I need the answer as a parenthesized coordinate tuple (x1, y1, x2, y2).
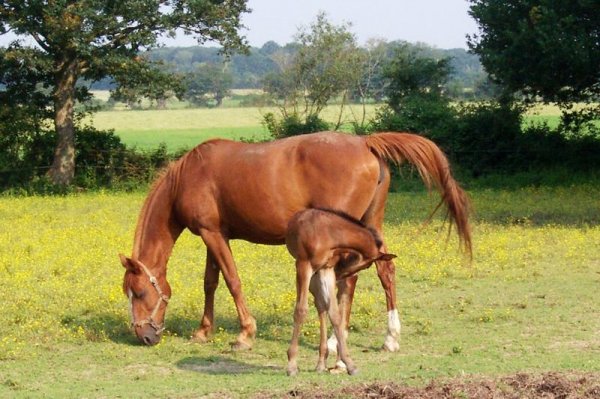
(120, 131, 471, 349)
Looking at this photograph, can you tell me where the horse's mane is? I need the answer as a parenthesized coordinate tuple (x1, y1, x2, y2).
(132, 151, 193, 258)
(315, 207, 383, 248)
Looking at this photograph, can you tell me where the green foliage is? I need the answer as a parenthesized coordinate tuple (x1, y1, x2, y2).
(368, 45, 458, 140)
(0, 126, 175, 192)
(383, 45, 453, 111)
(0, 0, 250, 184)
(184, 63, 233, 107)
(468, 0, 600, 136)
(468, 0, 599, 105)
(262, 112, 329, 139)
(262, 12, 363, 131)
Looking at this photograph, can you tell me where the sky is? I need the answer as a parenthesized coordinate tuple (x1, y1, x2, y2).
(171, 0, 480, 49)
(0, 0, 479, 50)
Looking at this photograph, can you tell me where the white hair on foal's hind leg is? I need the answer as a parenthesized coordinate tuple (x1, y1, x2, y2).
(383, 309, 401, 352)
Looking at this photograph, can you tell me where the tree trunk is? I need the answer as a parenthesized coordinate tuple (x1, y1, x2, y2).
(48, 60, 78, 186)
(156, 97, 167, 109)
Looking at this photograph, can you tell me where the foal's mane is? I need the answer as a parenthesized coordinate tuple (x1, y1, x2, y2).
(315, 207, 383, 248)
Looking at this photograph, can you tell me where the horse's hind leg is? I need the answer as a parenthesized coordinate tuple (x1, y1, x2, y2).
(310, 273, 329, 373)
(200, 230, 256, 351)
(363, 169, 401, 352)
(192, 250, 219, 343)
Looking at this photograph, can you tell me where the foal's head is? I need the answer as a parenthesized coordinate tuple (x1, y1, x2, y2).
(119, 254, 171, 346)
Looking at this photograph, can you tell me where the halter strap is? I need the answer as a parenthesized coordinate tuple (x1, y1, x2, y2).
(131, 261, 170, 335)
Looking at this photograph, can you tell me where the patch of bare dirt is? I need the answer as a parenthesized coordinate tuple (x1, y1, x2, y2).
(260, 372, 600, 399)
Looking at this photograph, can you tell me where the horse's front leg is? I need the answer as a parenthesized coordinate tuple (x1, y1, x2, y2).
(287, 260, 312, 376)
(192, 250, 219, 343)
(200, 230, 256, 351)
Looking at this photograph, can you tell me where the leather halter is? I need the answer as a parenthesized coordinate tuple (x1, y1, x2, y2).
(130, 261, 170, 335)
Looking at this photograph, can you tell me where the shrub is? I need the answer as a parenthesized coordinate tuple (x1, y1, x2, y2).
(262, 112, 329, 139)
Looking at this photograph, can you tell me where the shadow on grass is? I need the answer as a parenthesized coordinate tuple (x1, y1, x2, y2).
(176, 356, 280, 375)
(61, 312, 140, 345)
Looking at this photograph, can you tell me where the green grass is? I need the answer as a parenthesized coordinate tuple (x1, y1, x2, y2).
(87, 102, 598, 152)
(87, 103, 380, 150)
(1, 184, 599, 397)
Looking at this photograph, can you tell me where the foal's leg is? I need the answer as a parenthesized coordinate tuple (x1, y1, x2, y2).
(200, 230, 257, 350)
(326, 275, 356, 369)
(192, 250, 219, 343)
(287, 260, 312, 376)
(322, 269, 357, 375)
(309, 273, 329, 373)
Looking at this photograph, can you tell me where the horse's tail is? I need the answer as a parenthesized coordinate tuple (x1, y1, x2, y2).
(365, 132, 472, 256)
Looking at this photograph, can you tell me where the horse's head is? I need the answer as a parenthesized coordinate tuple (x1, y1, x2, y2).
(119, 254, 171, 346)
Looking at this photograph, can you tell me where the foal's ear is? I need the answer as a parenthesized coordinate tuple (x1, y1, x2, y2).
(119, 253, 140, 274)
(377, 252, 397, 262)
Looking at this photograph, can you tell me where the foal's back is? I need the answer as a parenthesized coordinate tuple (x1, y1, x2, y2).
(285, 208, 382, 271)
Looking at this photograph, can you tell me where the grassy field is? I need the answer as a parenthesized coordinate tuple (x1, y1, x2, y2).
(87, 100, 590, 152)
(1, 183, 599, 397)
(88, 102, 379, 151)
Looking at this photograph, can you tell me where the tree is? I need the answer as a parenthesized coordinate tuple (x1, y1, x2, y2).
(370, 45, 457, 140)
(262, 12, 363, 135)
(0, 0, 249, 185)
(110, 59, 185, 109)
(467, 0, 600, 134)
(184, 63, 232, 107)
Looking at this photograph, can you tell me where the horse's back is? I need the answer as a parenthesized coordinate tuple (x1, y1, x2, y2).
(177, 132, 382, 243)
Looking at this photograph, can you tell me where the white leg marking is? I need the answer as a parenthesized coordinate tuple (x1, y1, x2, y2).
(383, 309, 401, 352)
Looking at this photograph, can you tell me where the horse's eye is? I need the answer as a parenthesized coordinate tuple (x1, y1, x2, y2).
(132, 289, 146, 299)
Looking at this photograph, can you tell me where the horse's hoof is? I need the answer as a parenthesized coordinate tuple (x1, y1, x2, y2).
(347, 366, 358, 376)
(230, 340, 252, 351)
(287, 367, 299, 377)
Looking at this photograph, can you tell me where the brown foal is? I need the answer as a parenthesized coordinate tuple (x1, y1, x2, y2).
(285, 208, 396, 376)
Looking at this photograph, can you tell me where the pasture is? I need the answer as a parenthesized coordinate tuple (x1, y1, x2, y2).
(87, 94, 586, 153)
(1, 183, 599, 397)
(88, 101, 380, 150)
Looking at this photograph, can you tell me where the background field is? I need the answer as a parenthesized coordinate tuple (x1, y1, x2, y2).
(1, 183, 599, 397)
(87, 94, 576, 152)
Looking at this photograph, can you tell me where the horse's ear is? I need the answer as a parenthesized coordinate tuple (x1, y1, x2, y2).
(377, 252, 397, 262)
(119, 253, 140, 274)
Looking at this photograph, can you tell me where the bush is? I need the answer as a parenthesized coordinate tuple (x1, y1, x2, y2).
(1, 126, 176, 193)
(262, 112, 330, 139)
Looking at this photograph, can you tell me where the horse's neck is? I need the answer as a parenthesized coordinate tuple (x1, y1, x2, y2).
(331, 223, 378, 259)
(133, 177, 183, 273)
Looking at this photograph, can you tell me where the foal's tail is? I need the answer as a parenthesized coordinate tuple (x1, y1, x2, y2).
(365, 132, 472, 256)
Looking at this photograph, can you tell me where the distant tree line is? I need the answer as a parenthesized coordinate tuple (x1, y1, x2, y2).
(90, 41, 488, 100)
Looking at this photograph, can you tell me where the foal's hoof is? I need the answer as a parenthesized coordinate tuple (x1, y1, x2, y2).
(230, 340, 252, 351)
(347, 366, 358, 376)
(328, 365, 347, 375)
(286, 366, 299, 377)
(191, 330, 211, 344)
